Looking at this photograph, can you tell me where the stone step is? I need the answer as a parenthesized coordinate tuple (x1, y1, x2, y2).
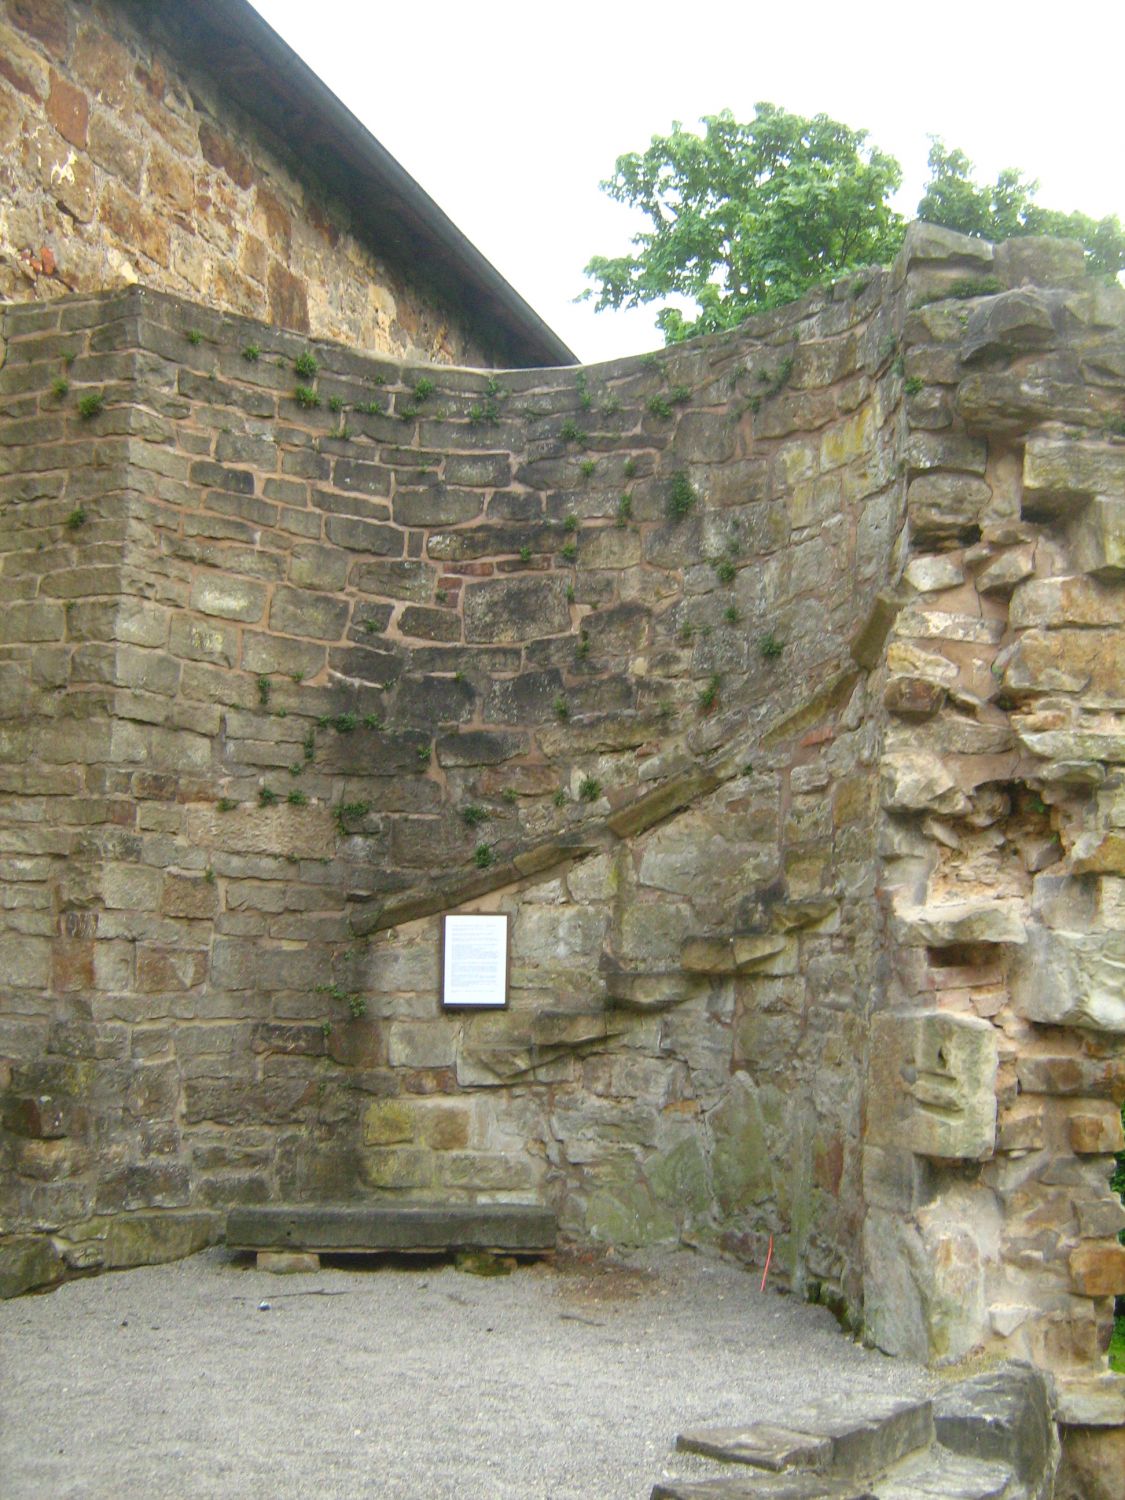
(654, 1364, 1056, 1500)
(931, 1363, 1057, 1497)
(676, 1396, 933, 1484)
(653, 1446, 1018, 1500)
(871, 1449, 1018, 1500)
(652, 1475, 878, 1500)
(225, 1202, 557, 1255)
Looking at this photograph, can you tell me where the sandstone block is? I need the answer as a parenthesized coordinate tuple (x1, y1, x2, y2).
(905, 431, 988, 476)
(904, 556, 964, 593)
(900, 222, 994, 267)
(363, 1100, 414, 1146)
(240, 632, 324, 680)
(1010, 575, 1123, 629)
(386, 1023, 455, 1069)
(1069, 1104, 1124, 1154)
(956, 371, 1096, 434)
(1072, 496, 1125, 579)
(323, 515, 401, 555)
(352, 560, 433, 601)
(961, 288, 1057, 363)
(1013, 927, 1125, 1032)
(190, 575, 266, 623)
(883, 676, 947, 718)
(1004, 627, 1124, 704)
(912, 471, 990, 543)
(975, 546, 1035, 595)
(393, 485, 482, 526)
(268, 586, 349, 641)
(160, 872, 218, 919)
(257, 1250, 320, 1273)
(867, 1011, 998, 1160)
(892, 900, 1026, 947)
(1068, 1243, 1125, 1297)
(360, 1147, 435, 1190)
(996, 235, 1087, 287)
(185, 804, 334, 860)
(462, 575, 570, 644)
(1022, 438, 1125, 517)
(0, 1237, 64, 1299)
(880, 751, 967, 815)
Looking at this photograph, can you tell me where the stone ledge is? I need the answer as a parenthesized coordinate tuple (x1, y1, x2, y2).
(225, 1202, 557, 1254)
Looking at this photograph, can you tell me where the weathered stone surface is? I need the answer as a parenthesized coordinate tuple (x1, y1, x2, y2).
(1022, 438, 1125, 516)
(681, 933, 788, 974)
(256, 1250, 320, 1273)
(190, 575, 266, 623)
(906, 474, 996, 546)
(1072, 496, 1125, 579)
(1068, 1242, 1125, 1296)
(975, 546, 1034, 595)
(0, 1236, 64, 1298)
(996, 235, 1086, 289)
(2, 237, 1123, 1415)
(961, 289, 1058, 362)
(1004, 627, 1125, 703)
(676, 1424, 831, 1472)
(1053, 1375, 1125, 1427)
(931, 1363, 1058, 1495)
(1057, 1427, 1125, 1500)
(1012, 928, 1125, 1032)
(904, 556, 964, 594)
(867, 1012, 998, 1160)
(462, 575, 570, 643)
(957, 372, 1096, 433)
(902, 222, 995, 267)
(226, 1204, 556, 1252)
(880, 752, 967, 815)
(1068, 1103, 1124, 1154)
(863, 1199, 991, 1364)
(892, 901, 1027, 947)
(1010, 575, 1124, 630)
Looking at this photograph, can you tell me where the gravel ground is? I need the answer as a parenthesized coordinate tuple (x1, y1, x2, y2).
(0, 1246, 935, 1499)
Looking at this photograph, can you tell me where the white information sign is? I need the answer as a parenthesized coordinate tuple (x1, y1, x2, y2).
(441, 914, 509, 1009)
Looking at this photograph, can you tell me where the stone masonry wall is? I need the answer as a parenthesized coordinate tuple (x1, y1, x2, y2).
(0, 269, 901, 1316)
(859, 229, 1125, 1436)
(1, 229, 1123, 1442)
(0, 0, 505, 367)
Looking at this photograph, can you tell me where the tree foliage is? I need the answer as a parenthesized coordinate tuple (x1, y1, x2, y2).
(582, 104, 905, 344)
(584, 107, 1125, 346)
(918, 140, 1125, 283)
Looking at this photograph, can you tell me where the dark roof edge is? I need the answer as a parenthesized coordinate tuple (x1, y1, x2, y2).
(150, 0, 577, 368)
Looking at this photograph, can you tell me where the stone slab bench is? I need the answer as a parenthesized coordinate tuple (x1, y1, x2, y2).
(226, 1203, 557, 1272)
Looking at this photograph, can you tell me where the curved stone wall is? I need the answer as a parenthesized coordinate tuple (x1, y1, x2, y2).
(0, 227, 1123, 1437)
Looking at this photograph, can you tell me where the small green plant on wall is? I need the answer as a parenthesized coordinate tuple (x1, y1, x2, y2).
(667, 472, 696, 521)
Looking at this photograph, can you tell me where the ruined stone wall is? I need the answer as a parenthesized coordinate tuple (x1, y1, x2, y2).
(1, 230, 1123, 1440)
(0, 269, 900, 1312)
(0, 0, 505, 366)
(859, 229, 1125, 1434)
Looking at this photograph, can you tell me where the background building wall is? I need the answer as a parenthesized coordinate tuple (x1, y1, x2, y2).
(0, 0, 513, 366)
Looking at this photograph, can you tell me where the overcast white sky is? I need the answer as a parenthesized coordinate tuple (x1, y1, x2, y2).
(249, 0, 1123, 364)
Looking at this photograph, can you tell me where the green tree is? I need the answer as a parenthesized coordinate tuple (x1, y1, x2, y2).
(918, 140, 1125, 283)
(582, 103, 906, 345)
